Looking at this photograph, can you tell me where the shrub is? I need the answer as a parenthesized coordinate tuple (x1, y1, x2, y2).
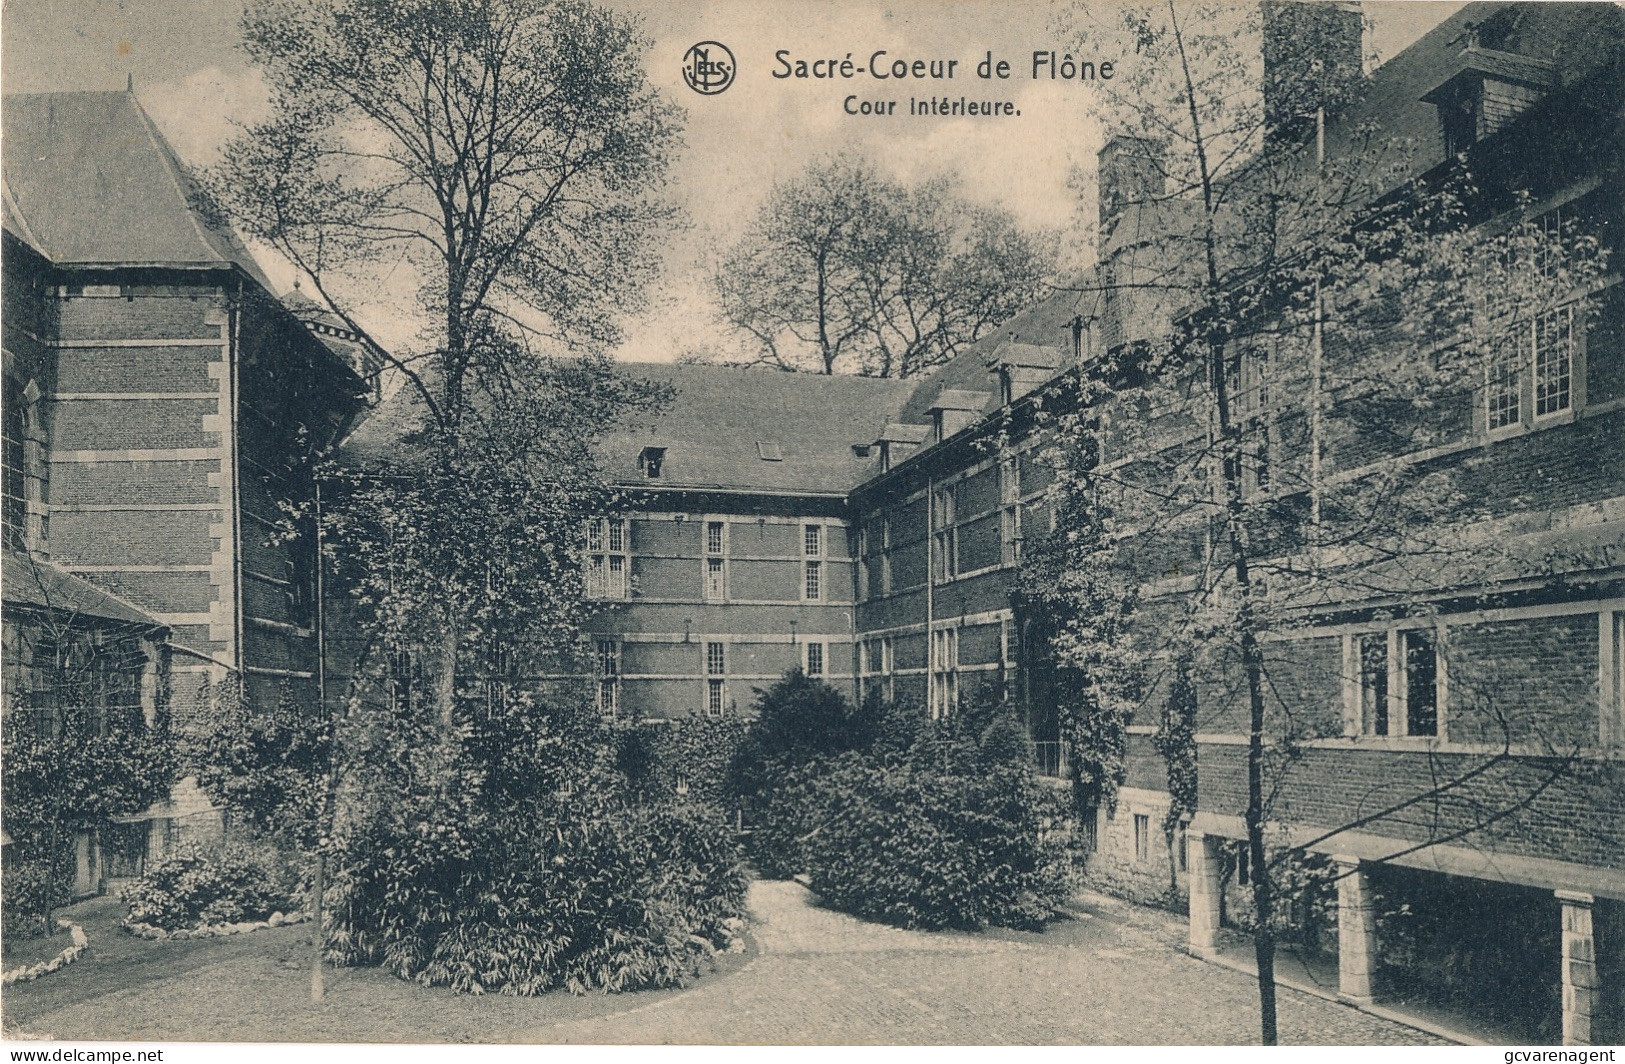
(122, 842, 301, 931)
(749, 693, 1079, 931)
(728, 671, 865, 801)
(796, 757, 1076, 931)
(2, 850, 72, 938)
(326, 788, 748, 995)
(618, 713, 746, 806)
(3, 703, 176, 930)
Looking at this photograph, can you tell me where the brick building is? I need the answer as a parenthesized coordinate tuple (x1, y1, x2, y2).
(546, 2, 1622, 1043)
(1, 90, 372, 880)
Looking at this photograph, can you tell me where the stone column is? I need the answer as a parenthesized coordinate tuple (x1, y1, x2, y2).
(1558, 890, 1597, 1046)
(1188, 833, 1223, 958)
(1335, 855, 1376, 1006)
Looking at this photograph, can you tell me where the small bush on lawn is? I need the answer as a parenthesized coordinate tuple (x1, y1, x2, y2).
(752, 695, 1078, 931)
(122, 841, 301, 930)
(2, 850, 72, 938)
(326, 786, 748, 995)
(771, 755, 1075, 931)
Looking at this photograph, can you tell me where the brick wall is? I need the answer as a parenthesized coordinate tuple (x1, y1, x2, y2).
(1448, 613, 1600, 747)
(587, 509, 863, 719)
(1197, 742, 1625, 870)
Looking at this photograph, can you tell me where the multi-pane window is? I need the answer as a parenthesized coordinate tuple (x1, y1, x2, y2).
(1359, 634, 1389, 737)
(595, 639, 620, 717)
(1490, 305, 1577, 430)
(803, 560, 822, 600)
(803, 524, 823, 600)
(704, 520, 727, 601)
(1533, 306, 1573, 418)
(1133, 814, 1151, 863)
(804, 641, 825, 678)
(1359, 629, 1439, 738)
(1226, 347, 1271, 494)
(388, 649, 418, 714)
(1404, 629, 1438, 737)
(585, 517, 629, 599)
(705, 641, 726, 718)
(999, 616, 1019, 702)
(933, 485, 957, 583)
(3, 375, 27, 551)
(1487, 334, 1522, 430)
(999, 458, 1022, 566)
(930, 626, 958, 718)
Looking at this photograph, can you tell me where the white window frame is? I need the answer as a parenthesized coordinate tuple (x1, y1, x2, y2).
(803, 640, 826, 678)
(932, 484, 957, 584)
(1346, 626, 1445, 740)
(585, 517, 629, 600)
(930, 625, 958, 719)
(594, 639, 620, 717)
(706, 678, 727, 718)
(705, 556, 726, 603)
(1487, 302, 1580, 435)
(801, 523, 825, 601)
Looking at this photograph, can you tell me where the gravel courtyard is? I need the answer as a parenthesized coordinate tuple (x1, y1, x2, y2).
(4, 880, 1442, 1045)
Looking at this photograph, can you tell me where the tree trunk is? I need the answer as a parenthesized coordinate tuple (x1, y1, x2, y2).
(310, 851, 325, 1002)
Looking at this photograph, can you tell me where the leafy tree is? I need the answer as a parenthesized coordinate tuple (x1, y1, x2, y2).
(715, 155, 1057, 377)
(187, 676, 330, 850)
(1036, 1, 1618, 1043)
(199, 0, 697, 997)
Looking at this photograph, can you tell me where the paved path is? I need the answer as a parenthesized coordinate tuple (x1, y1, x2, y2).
(531, 880, 1444, 1045)
(5, 883, 1444, 1045)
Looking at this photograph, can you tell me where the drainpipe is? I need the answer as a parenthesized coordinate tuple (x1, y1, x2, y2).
(925, 472, 935, 719)
(229, 276, 245, 675)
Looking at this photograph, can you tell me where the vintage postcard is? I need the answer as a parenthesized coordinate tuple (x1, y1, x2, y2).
(2, 0, 1621, 1053)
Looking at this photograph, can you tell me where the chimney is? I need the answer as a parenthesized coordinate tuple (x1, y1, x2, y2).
(1261, 0, 1364, 144)
(1097, 134, 1165, 242)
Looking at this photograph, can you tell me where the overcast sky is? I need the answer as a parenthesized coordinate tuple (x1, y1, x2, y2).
(3, 0, 1466, 363)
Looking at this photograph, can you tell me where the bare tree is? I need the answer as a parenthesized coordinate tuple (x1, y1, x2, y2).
(715, 155, 1057, 377)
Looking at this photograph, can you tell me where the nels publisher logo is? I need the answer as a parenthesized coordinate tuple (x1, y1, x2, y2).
(683, 41, 735, 95)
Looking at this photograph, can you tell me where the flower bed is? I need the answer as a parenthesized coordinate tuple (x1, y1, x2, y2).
(122, 909, 307, 940)
(3, 919, 88, 984)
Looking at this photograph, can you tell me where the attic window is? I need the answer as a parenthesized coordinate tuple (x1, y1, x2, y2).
(757, 441, 783, 462)
(639, 446, 666, 479)
(851, 444, 872, 459)
(1421, 44, 1554, 158)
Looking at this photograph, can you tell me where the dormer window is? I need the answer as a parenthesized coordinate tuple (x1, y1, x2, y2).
(851, 444, 871, 459)
(756, 441, 783, 462)
(639, 446, 666, 479)
(1421, 40, 1553, 158)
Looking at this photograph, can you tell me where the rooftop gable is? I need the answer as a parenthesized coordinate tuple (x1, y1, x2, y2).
(1, 91, 271, 287)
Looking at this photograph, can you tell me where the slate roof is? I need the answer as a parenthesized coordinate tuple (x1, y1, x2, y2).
(2, 551, 168, 630)
(340, 361, 918, 495)
(1, 91, 271, 287)
(1322, 2, 1624, 183)
(596, 363, 917, 494)
(283, 288, 384, 386)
